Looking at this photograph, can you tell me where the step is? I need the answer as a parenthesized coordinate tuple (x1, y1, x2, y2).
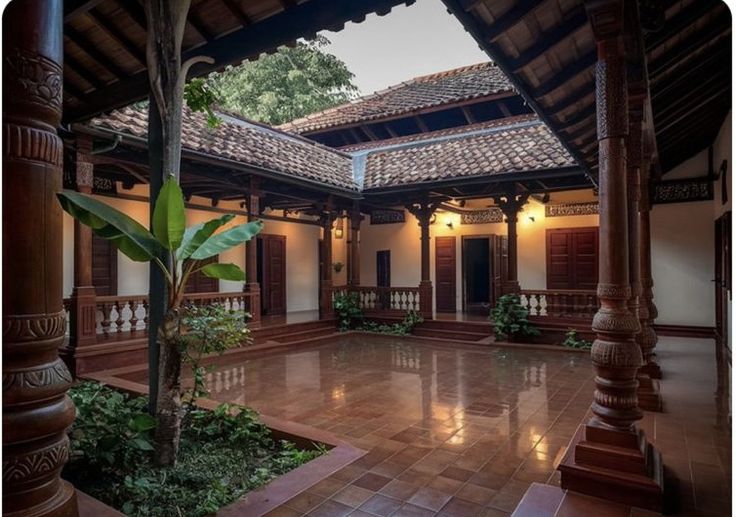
(412, 327, 491, 342)
(275, 327, 337, 344)
(418, 319, 492, 333)
(252, 319, 336, 339)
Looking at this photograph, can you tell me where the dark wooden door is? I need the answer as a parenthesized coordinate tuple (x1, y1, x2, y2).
(92, 233, 117, 295)
(261, 234, 286, 315)
(546, 227, 599, 289)
(376, 250, 390, 287)
(491, 235, 503, 306)
(435, 236, 456, 312)
(715, 212, 731, 354)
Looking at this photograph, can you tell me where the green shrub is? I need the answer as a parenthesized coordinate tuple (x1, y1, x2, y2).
(562, 329, 593, 350)
(333, 291, 364, 330)
(358, 310, 424, 336)
(490, 294, 540, 341)
(64, 382, 323, 517)
(180, 303, 251, 403)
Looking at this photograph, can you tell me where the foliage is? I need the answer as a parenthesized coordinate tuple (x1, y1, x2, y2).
(333, 291, 364, 331)
(207, 35, 358, 125)
(64, 383, 323, 517)
(58, 177, 263, 465)
(332, 261, 344, 273)
(490, 294, 541, 341)
(180, 303, 252, 403)
(359, 311, 424, 336)
(184, 78, 221, 128)
(562, 329, 593, 350)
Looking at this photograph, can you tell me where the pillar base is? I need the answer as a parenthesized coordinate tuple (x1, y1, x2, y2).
(637, 374, 663, 412)
(639, 360, 662, 379)
(559, 423, 664, 512)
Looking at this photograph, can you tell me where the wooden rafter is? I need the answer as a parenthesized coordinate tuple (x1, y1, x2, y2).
(64, 26, 128, 78)
(481, 0, 548, 43)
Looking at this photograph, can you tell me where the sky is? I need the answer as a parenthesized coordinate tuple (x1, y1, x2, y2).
(319, 0, 490, 96)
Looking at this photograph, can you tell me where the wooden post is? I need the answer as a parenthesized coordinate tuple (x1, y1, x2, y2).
(639, 158, 662, 379)
(348, 203, 363, 286)
(406, 198, 438, 319)
(495, 192, 530, 294)
(320, 205, 337, 318)
(2, 0, 79, 514)
(244, 178, 261, 324)
(61, 147, 99, 375)
(558, 1, 664, 510)
(629, 99, 662, 411)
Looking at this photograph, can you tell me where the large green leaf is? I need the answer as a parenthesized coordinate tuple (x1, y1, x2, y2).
(57, 191, 161, 262)
(152, 177, 186, 251)
(190, 220, 263, 260)
(201, 263, 246, 281)
(176, 214, 235, 261)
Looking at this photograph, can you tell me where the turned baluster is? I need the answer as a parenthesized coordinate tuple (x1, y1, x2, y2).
(142, 300, 149, 333)
(129, 300, 139, 332)
(115, 300, 125, 333)
(100, 303, 112, 336)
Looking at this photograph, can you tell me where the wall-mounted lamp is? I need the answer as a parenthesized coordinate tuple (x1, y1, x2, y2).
(444, 214, 454, 229)
(528, 215, 535, 223)
(335, 217, 344, 239)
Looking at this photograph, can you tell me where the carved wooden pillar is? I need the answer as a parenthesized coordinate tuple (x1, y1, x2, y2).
(244, 178, 261, 324)
(406, 199, 437, 318)
(558, 1, 663, 510)
(348, 204, 363, 286)
(639, 159, 662, 379)
(3, 0, 79, 515)
(495, 192, 529, 294)
(320, 206, 337, 318)
(629, 101, 661, 411)
(60, 149, 99, 375)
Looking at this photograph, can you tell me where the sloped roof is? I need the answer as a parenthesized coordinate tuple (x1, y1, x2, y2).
(278, 62, 515, 134)
(87, 106, 357, 191)
(359, 117, 575, 189)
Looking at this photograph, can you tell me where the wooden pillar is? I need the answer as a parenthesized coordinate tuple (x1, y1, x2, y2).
(629, 100, 662, 411)
(558, 1, 663, 510)
(320, 205, 337, 318)
(60, 148, 99, 375)
(638, 159, 662, 379)
(2, 0, 79, 515)
(348, 204, 362, 286)
(406, 199, 437, 318)
(495, 192, 529, 294)
(244, 178, 261, 324)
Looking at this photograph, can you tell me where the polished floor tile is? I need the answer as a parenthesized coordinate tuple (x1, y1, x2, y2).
(202, 334, 730, 516)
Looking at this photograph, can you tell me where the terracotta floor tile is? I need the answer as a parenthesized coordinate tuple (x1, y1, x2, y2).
(310, 477, 349, 498)
(455, 484, 497, 506)
(264, 506, 303, 517)
(426, 475, 464, 495)
(309, 499, 355, 517)
(379, 479, 420, 501)
(392, 503, 436, 517)
(286, 491, 327, 513)
(358, 494, 403, 516)
(354, 472, 393, 492)
(331, 485, 376, 508)
(438, 496, 484, 516)
(441, 466, 475, 482)
(409, 487, 454, 512)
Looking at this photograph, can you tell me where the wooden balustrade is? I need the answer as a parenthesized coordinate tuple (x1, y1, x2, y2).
(519, 289, 598, 319)
(63, 291, 258, 342)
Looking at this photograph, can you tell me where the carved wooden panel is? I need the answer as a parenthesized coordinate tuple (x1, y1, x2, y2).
(370, 209, 405, 225)
(652, 178, 713, 204)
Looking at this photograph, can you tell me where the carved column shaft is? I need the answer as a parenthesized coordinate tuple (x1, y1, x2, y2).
(627, 105, 643, 341)
(2, 0, 78, 514)
(589, 35, 643, 432)
(348, 206, 362, 286)
(320, 207, 337, 318)
(406, 200, 437, 318)
(244, 179, 261, 323)
(496, 193, 529, 294)
(638, 160, 661, 377)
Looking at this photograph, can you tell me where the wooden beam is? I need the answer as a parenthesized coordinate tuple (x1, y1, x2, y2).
(656, 88, 730, 134)
(651, 43, 729, 98)
(362, 124, 379, 141)
(188, 11, 213, 42)
(120, 0, 147, 29)
(532, 50, 596, 98)
(63, 0, 105, 21)
(384, 123, 399, 138)
(497, 101, 512, 118)
(460, 106, 477, 124)
(644, 0, 723, 50)
(65, 0, 409, 121)
(64, 52, 105, 89)
(481, 0, 547, 43)
(414, 116, 429, 133)
(220, 0, 252, 26)
(64, 26, 128, 78)
(87, 8, 146, 66)
(545, 81, 595, 116)
(509, 6, 588, 72)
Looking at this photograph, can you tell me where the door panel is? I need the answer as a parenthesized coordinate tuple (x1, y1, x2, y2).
(377, 250, 390, 287)
(462, 236, 491, 313)
(92, 233, 117, 296)
(435, 236, 456, 312)
(491, 235, 503, 306)
(546, 227, 599, 289)
(184, 256, 219, 294)
(261, 234, 286, 315)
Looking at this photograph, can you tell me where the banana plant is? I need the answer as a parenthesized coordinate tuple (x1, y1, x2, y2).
(57, 176, 262, 466)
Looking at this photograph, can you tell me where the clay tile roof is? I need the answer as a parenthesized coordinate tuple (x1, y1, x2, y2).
(87, 106, 358, 191)
(358, 118, 575, 189)
(278, 62, 514, 134)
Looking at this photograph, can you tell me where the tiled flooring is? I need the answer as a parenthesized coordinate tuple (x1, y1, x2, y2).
(203, 335, 730, 517)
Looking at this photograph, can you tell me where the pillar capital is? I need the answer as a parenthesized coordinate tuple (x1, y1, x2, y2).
(493, 192, 530, 220)
(405, 198, 439, 227)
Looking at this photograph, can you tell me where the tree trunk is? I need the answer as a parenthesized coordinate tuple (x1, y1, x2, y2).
(154, 308, 183, 466)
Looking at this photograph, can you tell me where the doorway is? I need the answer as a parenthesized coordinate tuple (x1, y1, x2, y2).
(435, 236, 457, 312)
(257, 234, 286, 315)
(376, 250, 390, 287)
(463, 237, 490, 313)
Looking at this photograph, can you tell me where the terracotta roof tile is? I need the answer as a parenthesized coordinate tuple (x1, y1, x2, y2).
(359, 119, 575, 189)
(87, 106, 357, 191)
(278, 62, 514, 134)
